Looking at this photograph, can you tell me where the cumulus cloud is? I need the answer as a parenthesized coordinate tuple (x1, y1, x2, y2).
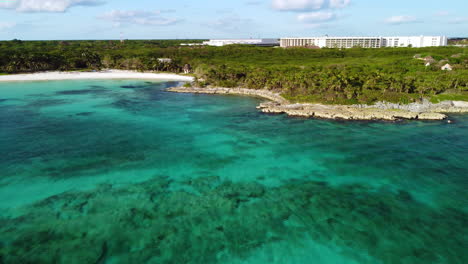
(99, 10, 181, 27)
(0, 22, 16, 31)
(272, 0, 350, 12)
(297, 11, 336, 23)
(0, 0, 103, 13)
(272, 0, 350, 25)
(385, 15, 418, 25)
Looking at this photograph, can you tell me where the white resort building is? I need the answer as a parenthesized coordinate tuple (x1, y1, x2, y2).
(382, 36, 448, 48)
(280, 36, 448, 48)
(203, 39, 279, 47)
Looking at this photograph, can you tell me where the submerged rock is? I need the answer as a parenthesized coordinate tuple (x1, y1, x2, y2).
(0, 176, 466, 264)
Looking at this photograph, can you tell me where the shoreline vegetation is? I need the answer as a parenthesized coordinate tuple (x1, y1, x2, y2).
(0, 39, 467, 120)
(1, 69, 467, 121)
(0, 40, 467, 105)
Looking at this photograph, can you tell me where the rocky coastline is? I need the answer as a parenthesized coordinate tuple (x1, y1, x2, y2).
(167, 86, 290, 104)
(167, 86, 468, 121)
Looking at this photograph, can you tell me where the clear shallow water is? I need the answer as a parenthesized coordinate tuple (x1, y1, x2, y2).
(0, 80, 467, 264)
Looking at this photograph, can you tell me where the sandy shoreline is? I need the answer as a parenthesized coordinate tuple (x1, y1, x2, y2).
(0, 70, 194, 82)
(168, 87, 468, 121)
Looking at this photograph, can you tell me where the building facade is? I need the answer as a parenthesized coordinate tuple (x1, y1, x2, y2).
(203, 39, 279, 47)
(280, 36, 447, 48)
(280, 37, 382, 49)
(382, 36, 448, 48)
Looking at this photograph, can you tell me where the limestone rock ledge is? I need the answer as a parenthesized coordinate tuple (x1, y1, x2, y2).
(167, 87, 290, 104)
(356, 100, 468, 114)
(167, 87, 456, 121)
(258, 103, 447, 121)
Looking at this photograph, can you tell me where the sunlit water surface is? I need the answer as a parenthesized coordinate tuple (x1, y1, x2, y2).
(0, 80, 467, 264)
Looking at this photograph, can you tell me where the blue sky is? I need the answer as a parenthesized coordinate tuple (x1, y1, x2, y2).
(0, 0, 467, 40)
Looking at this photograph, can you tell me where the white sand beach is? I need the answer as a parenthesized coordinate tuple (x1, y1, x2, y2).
(0, 70, 194, 82)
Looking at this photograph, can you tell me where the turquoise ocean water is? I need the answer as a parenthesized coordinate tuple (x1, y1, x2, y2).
(0, 80, 467, 263)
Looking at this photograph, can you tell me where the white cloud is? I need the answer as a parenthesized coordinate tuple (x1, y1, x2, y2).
(385, 15, 418, 25)
(329, 0, 350, 8)
(297, 11, 336, 23)
(272, 0, 350, 11)
(0, 2, 15, 9)
(272, 0, 349, 25)
(0, 0, 103, 13)
(99, 10, 181, 27)
(0, 22, 16, 31)
(272, 0, 326, 11)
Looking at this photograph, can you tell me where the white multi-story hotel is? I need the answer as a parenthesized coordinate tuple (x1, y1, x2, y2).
(382, 36, 448, 47)
(280, 36, 448, 48)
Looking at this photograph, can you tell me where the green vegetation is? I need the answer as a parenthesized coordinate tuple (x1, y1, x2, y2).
(430, 91, 468, 103)
(1, 39, 467, 104)
(449, 38, 468, 45)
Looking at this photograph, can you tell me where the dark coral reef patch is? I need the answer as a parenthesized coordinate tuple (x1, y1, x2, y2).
(1, 177, 466, 264)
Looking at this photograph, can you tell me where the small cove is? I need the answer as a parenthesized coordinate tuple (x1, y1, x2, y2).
(0, 79, 467, 264)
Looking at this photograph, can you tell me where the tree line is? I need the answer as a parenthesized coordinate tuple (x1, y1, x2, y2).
(0, 40, 467, 104)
